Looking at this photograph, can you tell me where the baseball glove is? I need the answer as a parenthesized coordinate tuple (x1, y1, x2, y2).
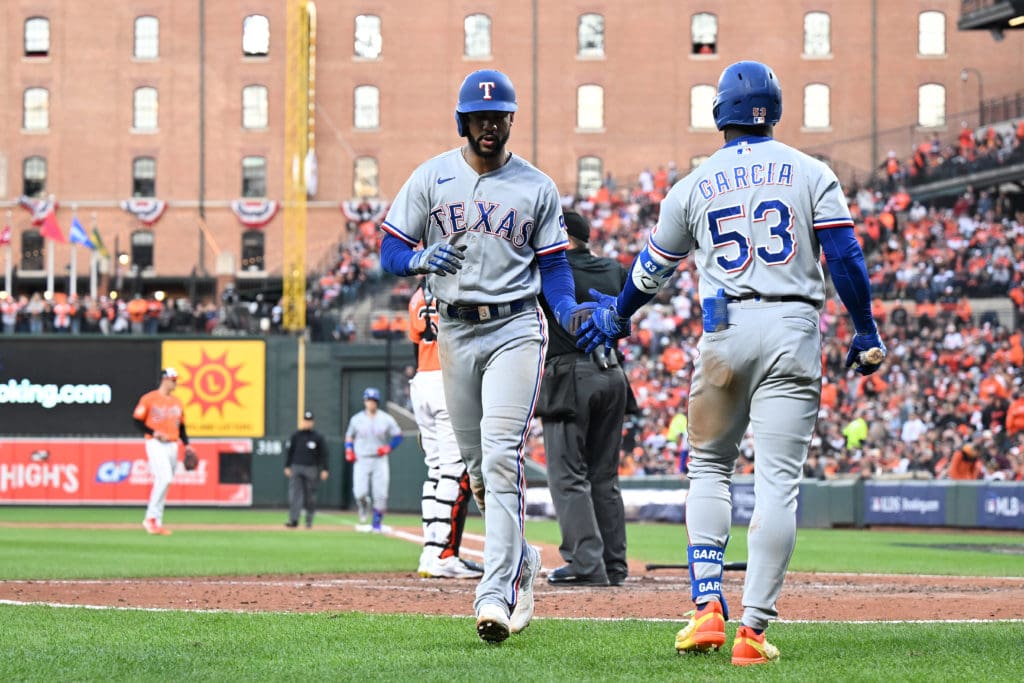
(183, 447, 198, 471)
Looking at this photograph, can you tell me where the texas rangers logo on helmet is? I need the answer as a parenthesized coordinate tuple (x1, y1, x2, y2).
(479, 81, 496, 99)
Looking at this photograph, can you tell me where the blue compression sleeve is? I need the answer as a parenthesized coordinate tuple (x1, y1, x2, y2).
(616, 244, 677, 318)
(380, 234, 416, 276)
(537, 250, 577, 321)
(818, 226, 876, 333)
(388, 434, 403, 450)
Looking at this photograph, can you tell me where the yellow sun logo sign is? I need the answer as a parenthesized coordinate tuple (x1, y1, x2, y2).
(162, 340, 265, 437)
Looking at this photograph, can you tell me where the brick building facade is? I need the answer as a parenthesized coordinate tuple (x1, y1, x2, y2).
(1, 0, 1020, 299)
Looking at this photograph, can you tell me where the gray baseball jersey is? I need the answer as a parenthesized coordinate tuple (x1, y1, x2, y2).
(652, 137, 852, 305)
(382, 148, 569, 305)
(344, 410, 401, 458)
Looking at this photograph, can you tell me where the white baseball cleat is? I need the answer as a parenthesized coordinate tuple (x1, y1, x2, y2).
(354, 524, 373, 533)
(510, 545, 541, 633)
(476, 603, 510, 643)
(420, 555, 484, 579)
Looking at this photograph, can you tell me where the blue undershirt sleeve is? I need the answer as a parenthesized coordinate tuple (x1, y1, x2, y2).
(379, 234, 416, 276)
(537, 251, 577, 322)
(818, 226, 876, 334)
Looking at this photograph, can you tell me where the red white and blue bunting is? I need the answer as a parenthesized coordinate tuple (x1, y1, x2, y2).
(120, 198, 167, 226)
(230, 199, 279, 228)
(18, 195, 58, 225)
(341, 199, 389, 223)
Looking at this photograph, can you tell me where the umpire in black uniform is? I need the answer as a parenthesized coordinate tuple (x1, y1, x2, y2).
(537, 211, 630, 586)
(284, 410, 330, 528)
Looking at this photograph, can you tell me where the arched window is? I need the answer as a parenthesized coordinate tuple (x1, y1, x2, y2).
(134, 16, 159, 59)
(243, 15, 270, 56)
(131, 230, 154, 271)
(578, 14, 605, 57)
(23, 156, 47, 197)
(354, 85, 380, 129)
(691, 13, 717, 55)
(355, 15, 382, 58)
(577, 156, 603, 198)
(24, 17, 50, 57)
(690, 85, 716, 129)
(23, 88, 49, 130)
(577, 85, 604, 130)
(803, 84, 831, 129)
(803, 12, 831, 57)
(464, 14, 491, 58)
(241, 230, 265, 272)
(353, 157, 379, 198)
(918, 84, 946, 127)
(918, 11, 945, 56)
(242, 85, 269, 129)
(242, 156, 267, 197)
(133, 87, 158, 130)
(132, 157, 157, 197)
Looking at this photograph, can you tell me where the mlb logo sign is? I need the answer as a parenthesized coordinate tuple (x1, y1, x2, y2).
(751, 106, 767, 124)
(737, 144, 753, 156)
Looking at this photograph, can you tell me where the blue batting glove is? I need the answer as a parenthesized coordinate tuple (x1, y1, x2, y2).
(845, 331, 886, 376)
(408, 243, 467, 276)
(576, 288, 630, 353)
(557, 301, 597, 335)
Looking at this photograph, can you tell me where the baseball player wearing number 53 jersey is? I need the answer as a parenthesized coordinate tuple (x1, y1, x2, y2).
(380, 69, 593, 643)
(578, 61, 886, 665)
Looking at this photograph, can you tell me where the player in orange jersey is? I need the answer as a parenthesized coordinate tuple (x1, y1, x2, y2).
(132, 367, 194, 535)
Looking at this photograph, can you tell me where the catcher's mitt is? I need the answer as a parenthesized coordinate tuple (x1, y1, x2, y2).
(183, 448, 198, 471)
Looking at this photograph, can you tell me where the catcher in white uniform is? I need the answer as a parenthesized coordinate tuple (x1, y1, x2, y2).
(379, 68, 593, 643)
(578, 60, 885, 665)
(408, 281, 484, 579)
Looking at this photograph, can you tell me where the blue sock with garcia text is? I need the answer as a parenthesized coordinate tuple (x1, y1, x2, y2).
(688, 544, 729, 621)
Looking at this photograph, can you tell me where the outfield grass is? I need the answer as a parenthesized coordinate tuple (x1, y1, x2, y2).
(0, 507, 1021, 681)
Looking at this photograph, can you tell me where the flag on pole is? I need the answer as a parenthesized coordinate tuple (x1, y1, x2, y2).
(69, 217, 96, 249)
(0, 224, 11, 247)
(91, 226, 109, 259)
(40, 209, 67, 243)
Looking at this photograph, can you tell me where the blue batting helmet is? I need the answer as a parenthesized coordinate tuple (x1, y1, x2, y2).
(363, 387, 381, 402)
(712, 61, 782, 130)
(455, 69, 517, 136)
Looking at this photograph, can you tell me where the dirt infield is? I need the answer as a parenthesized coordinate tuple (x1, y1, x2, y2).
(2, 523, 1022, 621)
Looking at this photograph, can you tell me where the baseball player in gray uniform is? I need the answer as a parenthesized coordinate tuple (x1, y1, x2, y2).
(379, 68, 594, 643)
(578, 61, 885, 665)
(344, 387, 403, 533)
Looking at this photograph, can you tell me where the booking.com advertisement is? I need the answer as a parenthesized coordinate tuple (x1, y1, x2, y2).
(0, 438, 253, 505)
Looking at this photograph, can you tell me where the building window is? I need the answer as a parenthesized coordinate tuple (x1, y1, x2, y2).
(132, 157, 156, 197)
(23, 156, 47, 197)
(24, 17, 50, 57)
(241, 230, 265, 271)
(355, 14, 382, 58)
(918, 11, 945, 56)
(133, 87, 158, 131)
(242, 156, 267, 197)
(22, 231, 44, 271)
(23, 88, 49, 130)
(354, 85, 380, 129)
(577, 85, 604, 130)
(242, 85, 269, 129)
(803, 84, 831, 129)
(353, 156, 379, 198)
(134, 16, 159, 59)
(690, 155, 709, 170)
(578, 14, 605, 57)
(464, 14, 491, 58)
(577, 156, 602, 198)
(243, 14, 270, 56)
(803, 12, 831, 57)
(691, 13, 717, 55)
(690, 84, 716, 129)
(131, 230, 154, 271)
(918, 84, 945, 127)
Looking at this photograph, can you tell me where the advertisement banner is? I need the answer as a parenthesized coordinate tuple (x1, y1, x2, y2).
(0, 438, 252, 506)
(0, 338, 159, 436)
(161, 340, 265, 437)
(863, 482, 948, 526)
(977, 484, 1024, 530)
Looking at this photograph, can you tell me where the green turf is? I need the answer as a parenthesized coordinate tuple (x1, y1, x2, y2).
(0, 607, 1020, 682)
(1, 507, 1022, 681)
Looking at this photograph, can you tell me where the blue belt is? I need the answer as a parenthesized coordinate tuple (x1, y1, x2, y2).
(440, 298, 532, 323)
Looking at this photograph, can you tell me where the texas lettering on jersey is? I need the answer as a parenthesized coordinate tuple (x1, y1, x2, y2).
(428, 201, 535, 248)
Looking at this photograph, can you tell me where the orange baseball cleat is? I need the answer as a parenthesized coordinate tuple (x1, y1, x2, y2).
(731, 625, 780, 665)
(674, 601, 726, 653)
